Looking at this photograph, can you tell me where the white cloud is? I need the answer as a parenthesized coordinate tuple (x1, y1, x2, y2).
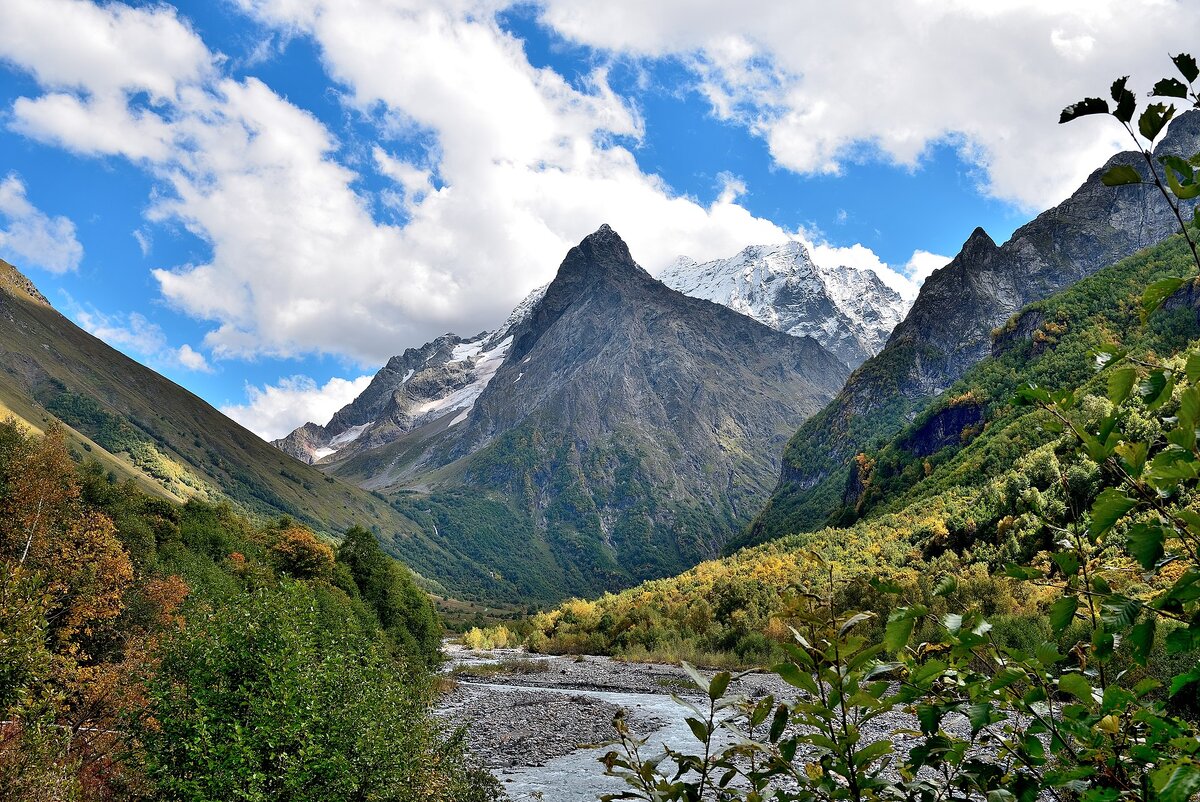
(0, 174, 83, 273)
(66, 300, 212, 373)
(5, 0, 1170, 370)
(0, 0, 210, 97)
(0, 0, 208, 162)
(176, 344, 212, 373)
(221, 374, 374, 441)
(73, 307, 166, 355)
(132, 228, 151, 256)
(903, 250, 952, 290)
(536, 0, 1199, 210)
(0, 0, 810, 365)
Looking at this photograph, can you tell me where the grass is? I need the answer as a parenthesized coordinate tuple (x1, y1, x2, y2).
(451, 657, 550, 678)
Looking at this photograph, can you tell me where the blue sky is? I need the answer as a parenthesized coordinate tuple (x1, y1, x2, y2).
(0, 0, 1195, 439)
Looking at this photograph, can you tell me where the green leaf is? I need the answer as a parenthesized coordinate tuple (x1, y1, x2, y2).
(709, 671, 731, 700)
(1165, 628, 1200, 655)
(1116, 441, 1149, 476)
(1142, 370, 1176, 411)
(1014, 383, 1052, 406)
(1090, 488, 1137, 537)
(1059, 97, 1109, 123)
(868, 577, 904, 595)
(933, 574, 958, 597)
(1125, 523, 1166, 569)
(967, 701, 996, 735)
(1143, 278, 1186, 318)
(1179, 384, 1200, 430)
(1148, 448, 1200, 486)
(853, 740, 893, 768)
(681, 662, 709, 694)
(1186, 351, 1200, 383)
(686, 716, 709, 743)
(1179, 509, 1200, 537)
(916, 703, 943, 735)
(1161, 153, 1196, 181)
(774, 661, 819, 695)
(1052, 551, 1081, 577)
(1101, 164, 1142, 187)
(883, 606, 924, 652)
(1107, 367, 1138, 405)
(1129, 617, 1156, 665)
(768, 704, 788, 742)
(1163, 155, 1200, 200)
(1153, 77, 1191, 99)
(1110, 76, 1136, 123)
(1139, 102, 1177, 141)
(1058, 672, 1093, 703)
(1161, 571, 1200, 609)
(839, 611, 875, 636)
(1152, 762, 1200, 802)
(1173, 53, 1200, 83)
(1049, 596, 1078, 635)
(1036, 642, 1065, 666)
(1168, 664, 1200, 698)
(1005, 564, 1045, 580)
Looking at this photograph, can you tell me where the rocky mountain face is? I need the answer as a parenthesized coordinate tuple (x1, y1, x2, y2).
(741, 111, 1200, 546)
(282, 226, 849, 601)
(660, 242, 909, 368)
(276, 285, 547, 465)
(0, 258, 437, 569)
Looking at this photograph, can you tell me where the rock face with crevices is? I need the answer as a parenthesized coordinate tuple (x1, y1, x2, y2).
(660, 241, 909, 368)
(279, 226, 849, 601)
(742, 111, 1200, 546)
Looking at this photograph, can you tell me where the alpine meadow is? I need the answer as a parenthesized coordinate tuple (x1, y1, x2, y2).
(2, 3, 1200, 801)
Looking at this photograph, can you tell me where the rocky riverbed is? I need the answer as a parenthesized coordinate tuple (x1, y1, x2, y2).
(437, 645, 979, 801)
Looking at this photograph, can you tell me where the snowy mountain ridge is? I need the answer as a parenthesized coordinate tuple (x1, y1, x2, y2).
(274, 284, 547, 465)
(659, 241, 911, 367)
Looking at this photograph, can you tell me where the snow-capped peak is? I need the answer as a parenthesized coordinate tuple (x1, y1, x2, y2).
(274, 283, 550, 466)
(659, 241, 910, 368)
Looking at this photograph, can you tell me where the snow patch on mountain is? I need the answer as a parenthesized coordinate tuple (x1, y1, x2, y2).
(274, 285, 544, 464)
(660, 241, 910, 367)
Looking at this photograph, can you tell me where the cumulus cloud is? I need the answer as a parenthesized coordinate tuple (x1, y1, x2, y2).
(0, 0, 813, 366)
(536, 0, 1199, 210)
(0, 174, 83, 273)
(176, 344, 212, 372)
(221, 374, 374, 441)
(903, 250, 953, 290)
(66, 300, 212, 373)
(3, 0, 1177, 374)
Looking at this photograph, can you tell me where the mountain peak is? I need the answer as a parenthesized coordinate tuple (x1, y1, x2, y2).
(0, 258, 51, 307)
(961, 227, 997, 259)
(561, 224, 644, 280)
(658, 240, 909, 368)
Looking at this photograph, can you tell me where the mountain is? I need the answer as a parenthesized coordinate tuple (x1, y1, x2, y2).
(528, 216, 1200, 661)
(275, 285, 547, 465)
(0, 256, 453, 587)
(738, 111, 1200, 547)
(660, 241, 909, 367)
(281, 226, 850, 601)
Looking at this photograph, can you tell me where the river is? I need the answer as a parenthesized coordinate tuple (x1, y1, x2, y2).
(439, 647, 754, 801)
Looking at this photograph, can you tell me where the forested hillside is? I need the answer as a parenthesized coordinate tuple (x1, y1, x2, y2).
(0, 419, 497, 801)
(531, 230, 1200, 673)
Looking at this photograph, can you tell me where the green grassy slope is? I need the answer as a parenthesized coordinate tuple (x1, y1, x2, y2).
(0, 258, 480, 592)
(529, 232, 1200, 659)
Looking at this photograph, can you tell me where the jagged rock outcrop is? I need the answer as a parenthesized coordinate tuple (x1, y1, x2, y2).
(280, 226, 849, 600)
(743, 111, 1200, 546)
(660, 242, 909, 368)
(275, 287, 548, 464)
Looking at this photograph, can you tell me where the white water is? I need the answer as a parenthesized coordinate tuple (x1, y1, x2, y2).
(459, 681, 702, 801)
